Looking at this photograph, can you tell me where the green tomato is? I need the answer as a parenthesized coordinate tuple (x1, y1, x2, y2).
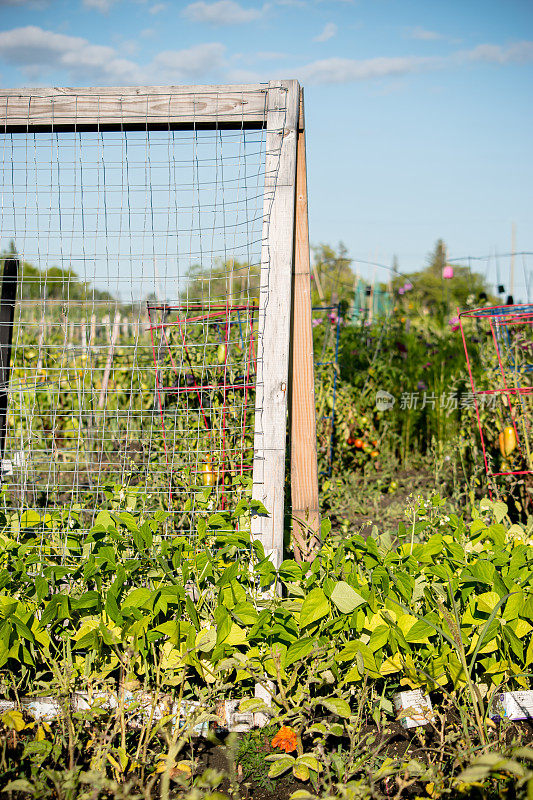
(217, 343, 227, 364)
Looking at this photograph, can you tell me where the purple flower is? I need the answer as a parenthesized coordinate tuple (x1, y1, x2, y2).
(423, 361, 432, 369)
(399, 287, 405, 295)
(417, 381, 427, 391)
(403, 282, 413, 292)
(448, 316, 460, 331)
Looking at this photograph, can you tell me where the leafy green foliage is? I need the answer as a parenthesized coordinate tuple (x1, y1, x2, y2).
(0, 494, 532, 797)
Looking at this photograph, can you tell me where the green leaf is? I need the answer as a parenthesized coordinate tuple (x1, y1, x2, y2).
(121, 587, 151, 610)
(488, 524, 506, 547)
(320, 698, 351, 718)
(94, 510, 114, 530)
(470, 560, 495, 585)
(293, 762, 309, 781)
(330, 581, 365, 614)
(232, 602, 258, 626)
(299, 588, 330, 629)
(268, 757, 295, 778)
(298, 755, 320, 772)
(404, 619, 434, 643)
(2, 709, 26, 731)
(3, 780, 35, 794)
(116, 512, 138, 532)
(214, 605, 232, 645)
(492, 502, 508, 524)
(469, 592, 510, 677)
(286, 637, 314, 666)
(186, 597, 200, 631)
(19, 510, 42, 529)
(0, 596, 18, 618)
(238, 698, 270, 713)
(477, 591, 501, 614)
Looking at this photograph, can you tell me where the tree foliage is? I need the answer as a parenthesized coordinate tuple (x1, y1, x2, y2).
(393, 239, 493, 312)
(181, 258, 260, 305)
(311, 242, 354, 306)
(1, 240, 113, 302)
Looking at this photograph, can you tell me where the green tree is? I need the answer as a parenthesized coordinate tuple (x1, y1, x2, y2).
(180, 258, 260, 304)
(1, 241, 113, 302)
(311, 242, 354, 306)
(393, 239, 493, 315)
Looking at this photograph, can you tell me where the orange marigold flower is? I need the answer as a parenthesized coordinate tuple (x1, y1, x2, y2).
(271, 726, 298, 753)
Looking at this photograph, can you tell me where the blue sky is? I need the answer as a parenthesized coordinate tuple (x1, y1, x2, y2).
(0, 0, 532, 289)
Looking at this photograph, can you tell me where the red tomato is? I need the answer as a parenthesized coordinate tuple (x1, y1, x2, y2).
(354, 439, 364, 449)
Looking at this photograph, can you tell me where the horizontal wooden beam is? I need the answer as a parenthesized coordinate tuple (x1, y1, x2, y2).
(0, 83, 294, 131)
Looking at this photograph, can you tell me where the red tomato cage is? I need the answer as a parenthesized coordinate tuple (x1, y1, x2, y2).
(147, 302, 258, 509)
(459, 304, 533, 491)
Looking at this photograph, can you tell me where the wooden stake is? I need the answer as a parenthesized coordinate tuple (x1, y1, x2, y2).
(511, 222, 516, 298)
(89, 314, 96, 349)
(37, 318, 44, 372)
(98, 312, 120, 410)
(81, 318, 87, 356)
(102, 314, 111, 342)
(290, 89, 320, 563)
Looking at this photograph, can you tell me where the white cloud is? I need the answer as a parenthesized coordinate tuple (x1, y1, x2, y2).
(1, 26, 531, 89)
(296, 40, 533, 84)
(0, 26, 226, 85)
(149, 2, 166, 13)
(314, 22, 337, 42)
(153, 43, 226, 80)
(464, 40, 533, 65)
(408, 27, 444, 41)
(297, 54, 439, 84)
(83, 0, 118, 11)
(183, 0, 265, 25)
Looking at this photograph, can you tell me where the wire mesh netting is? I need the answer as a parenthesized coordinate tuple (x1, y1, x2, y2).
(459, 304, 533, 495)
(312, 305, 340, 476)
(0, 88, 285, 558)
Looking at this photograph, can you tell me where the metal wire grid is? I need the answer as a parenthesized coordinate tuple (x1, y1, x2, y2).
(147, 302, 257, 511)
(459, 304, 533, 485)
(0, 87, 286, 555)
(312, 305, 341, 476)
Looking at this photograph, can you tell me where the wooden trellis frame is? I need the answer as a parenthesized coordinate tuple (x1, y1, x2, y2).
(0, 80, 319, 564)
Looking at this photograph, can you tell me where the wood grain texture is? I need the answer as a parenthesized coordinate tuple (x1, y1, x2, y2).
(0, 84, 271, 130)
(251, 79, 300, 561)
(290, 90, 320, 562)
